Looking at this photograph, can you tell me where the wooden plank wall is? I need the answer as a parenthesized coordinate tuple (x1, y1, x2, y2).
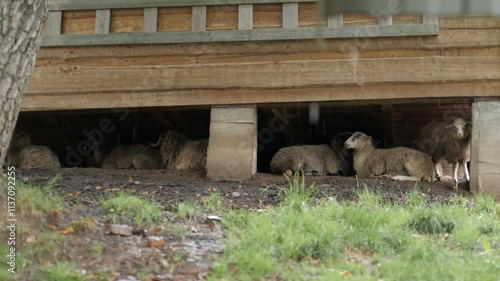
(30, 4, 500, 111)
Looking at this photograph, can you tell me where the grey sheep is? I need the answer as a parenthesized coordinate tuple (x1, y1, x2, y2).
(7, 131, 60, 169)
(96, 145, 162, 170)
(269, 132, 353, 176)
(418, 117, 471, 183)
(345, 132, 435, 181)
(150, 131, 208, 171)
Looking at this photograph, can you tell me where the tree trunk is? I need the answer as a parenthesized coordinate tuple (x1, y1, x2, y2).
(0, 1, 48, 175)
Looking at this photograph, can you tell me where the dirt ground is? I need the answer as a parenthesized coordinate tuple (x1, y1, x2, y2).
(16, 168, 469, 280)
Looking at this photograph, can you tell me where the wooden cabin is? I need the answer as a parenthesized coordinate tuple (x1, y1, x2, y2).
(19, 0, 500, 196)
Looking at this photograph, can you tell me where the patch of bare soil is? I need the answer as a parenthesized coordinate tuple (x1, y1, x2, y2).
(16, 168, 469, 280)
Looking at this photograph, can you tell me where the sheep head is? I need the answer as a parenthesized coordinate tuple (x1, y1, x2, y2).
(445, 118, 471, 139)
(344, 132, 371, 150)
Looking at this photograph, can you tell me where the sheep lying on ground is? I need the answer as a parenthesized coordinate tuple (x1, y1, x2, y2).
(7, 131, 60, 169)
(95, 144, 162, 170)
(345, 132, 435, 181)
(150, 131, 208, 171)
(418, 117, 471, 183)
(269, 132, 353, 176)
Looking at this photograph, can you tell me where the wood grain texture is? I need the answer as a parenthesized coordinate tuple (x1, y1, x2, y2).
(21, 81, 500, 112)
(143, 8, 158, 32)
(95, 9, 110, 34)
(192, 6, 207, 31)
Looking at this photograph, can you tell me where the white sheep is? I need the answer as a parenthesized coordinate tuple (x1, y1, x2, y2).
(418, 118, 471, 183)
(269, 132, 353, 176)
(344, 132, 435, 181)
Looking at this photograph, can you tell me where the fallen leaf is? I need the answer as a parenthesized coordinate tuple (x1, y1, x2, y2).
(147, 237, 165, 247)
(53, 210, 61, 217)
(26, 235, 37, 244)
(190, 226, 198, 233)
(228, 263, 239, 276)
(49, 225, 56, 230)
(150, 226, 163, 234)
(57, 226, 74, 235)
(69, 191, 81, 196)
(95, 186, 102, 190)
(128, 176, 133, 183)
(105, 188, 120, 192)
(207, 220, 216, 232)
(341, 271, 350, 279)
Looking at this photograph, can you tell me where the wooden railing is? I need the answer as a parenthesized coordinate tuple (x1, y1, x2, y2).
(42, 0, 439, 46)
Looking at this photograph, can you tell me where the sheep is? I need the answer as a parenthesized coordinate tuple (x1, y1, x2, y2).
(96, 144, 162, 170)
(344, 132, 435, 181)
(418, 118, 471, 183)
(175, 139, 209, 171)
(7, 131, 60, 169)
(269, 132, 353, 176)
(150, 131, 208, 171)
(18, 145, 61, 169)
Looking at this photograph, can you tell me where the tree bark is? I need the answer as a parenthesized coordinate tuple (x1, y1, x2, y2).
(0, 1, 48, 174)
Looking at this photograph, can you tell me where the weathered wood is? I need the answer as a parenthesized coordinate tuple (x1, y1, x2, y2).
(49, 0, 311, 11)
(238, 4, 253, 30)
(21, 81, 500, 112)
(377, 14, 392, 26)
(48, 11, 62, 35)
(192, 6, 207, 32)
(327, 13, 343, 28)
(423, 14, 439, 25)
(95, 9, 110, 34)
(207, 106, 257, 181)
(27, 57, 500, 94)
(41, 23, 439, 46)
(282, 3, 298, 29)
(143, 8, 158, 32)
(471, 101, 500, 197)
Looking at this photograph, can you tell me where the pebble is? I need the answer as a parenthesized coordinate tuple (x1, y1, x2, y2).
(232, 192, 241, 198)
(22, 177, 29, 183)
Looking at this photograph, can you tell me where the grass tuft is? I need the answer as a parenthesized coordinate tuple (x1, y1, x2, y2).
(100, 192, 163, 226)
(409, 209, 455, 234)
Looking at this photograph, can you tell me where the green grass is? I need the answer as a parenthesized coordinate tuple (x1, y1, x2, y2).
(209, 175, 500, 281)
(36, 262, 91, 281)
(100, 192, 163, 226)
(16, 175, 65, 221)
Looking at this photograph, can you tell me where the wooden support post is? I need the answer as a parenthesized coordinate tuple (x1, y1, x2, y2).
(327, 13, 343, 28)
(95, 9, 111, 34)
(471, 101, 500, 198)
(282, 3, 298, 29)
(377, 13, 392, 26)
(238, 4, 253, 30)
(381, 104, 394, 148)
(48, 11, 62, 35)
(207, 106, 258, 181)
(143, 8, 158, 32)
(192, 6, 207, 32)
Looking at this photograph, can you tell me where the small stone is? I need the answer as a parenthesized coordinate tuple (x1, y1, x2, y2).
(22, 177, 29, 183)
(232, 192, 241, 198)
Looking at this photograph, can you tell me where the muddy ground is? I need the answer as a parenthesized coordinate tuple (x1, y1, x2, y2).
(15, 168, 469, 280)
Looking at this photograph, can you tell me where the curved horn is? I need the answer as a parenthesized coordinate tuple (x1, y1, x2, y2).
(148, 134, 163, 147)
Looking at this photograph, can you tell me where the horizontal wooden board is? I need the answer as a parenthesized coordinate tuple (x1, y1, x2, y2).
(48, 0, 313, 11)
(158, 7, 192, 31)
(27, 56, 500, 94)
(110, 9, 143, 33)
(21, 81, 500, 111)
(40, 23, 439, 46)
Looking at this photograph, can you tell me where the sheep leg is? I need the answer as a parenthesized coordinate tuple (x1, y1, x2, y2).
(452, 161, 459, 183)
(463, 161, 470, 182)
(434, 162, 442, 181)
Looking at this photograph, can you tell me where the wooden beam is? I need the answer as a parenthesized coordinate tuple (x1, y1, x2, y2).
(21, 81, 500, 112)
(282, 3, 298, 29)
(192, 6, 207, 32)
(327, 13, 343, 28)
(143, 8, 158, 32)
(47, 11, 62, 35)
(377, 14, 392, 26)
(49, 0, 312, 11)
(238, 4, 253, 30)
(27, 57, 500, 94)
(41, 23, 439, 46)
(95, 9, 111, 34)
(423, 14, 439, 25)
